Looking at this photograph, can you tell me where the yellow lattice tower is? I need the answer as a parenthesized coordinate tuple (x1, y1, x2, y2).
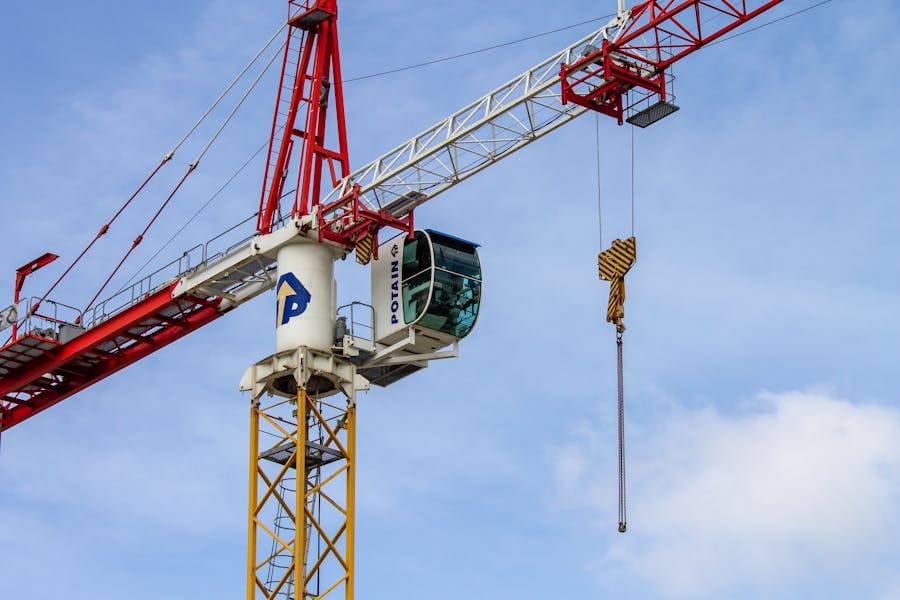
(247, 387, 356, 599)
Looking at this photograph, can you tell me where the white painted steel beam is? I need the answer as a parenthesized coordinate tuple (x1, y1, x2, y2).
(165, 14, 633, 315)
(320, 15, 631, 217)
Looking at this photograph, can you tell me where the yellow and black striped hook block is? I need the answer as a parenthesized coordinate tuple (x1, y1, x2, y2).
(597, 236, 636, 331)
(355, 229, 377, 265)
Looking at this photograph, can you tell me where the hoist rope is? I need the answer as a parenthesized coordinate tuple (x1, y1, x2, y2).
(616, 330, 627, 533)
(630, 124, 635, 237)
(594, 111, 632, 533)
(595, 113, 603, 248)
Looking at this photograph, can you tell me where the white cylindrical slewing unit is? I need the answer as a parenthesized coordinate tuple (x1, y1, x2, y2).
(275, 242, 336, 352)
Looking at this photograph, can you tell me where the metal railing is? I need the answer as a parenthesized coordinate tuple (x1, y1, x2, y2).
(6, 210, 291, 346)
(83, 214, 262, 328)
(9, 297, 83, 343)
(336, 302, 374, 342)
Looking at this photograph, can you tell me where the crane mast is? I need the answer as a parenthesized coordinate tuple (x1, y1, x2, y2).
(0, 1, 787, 598)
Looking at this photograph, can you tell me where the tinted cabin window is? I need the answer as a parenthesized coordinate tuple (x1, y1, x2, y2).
(432, 236, 481, 279)
(402, 233, 431, 280)
(418, 232, 482, 338)
(401, 232, 432, 324)
(403, 271, 431, 324)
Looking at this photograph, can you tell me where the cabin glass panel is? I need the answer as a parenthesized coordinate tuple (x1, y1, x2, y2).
(402, 234, 431, 280)
(398, 230, 482, 338)
(432, 235, 481, 278)
(418, 270, 481, 337)
(419, 232, 482, 338)
(401, 232, 432, 324)
(402, 271, 431, 324)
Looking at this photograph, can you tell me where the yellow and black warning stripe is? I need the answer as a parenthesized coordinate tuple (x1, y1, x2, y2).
(598, 236, 636, 282)
(597, 236, 636, 327)
(355, 232, 375, 265)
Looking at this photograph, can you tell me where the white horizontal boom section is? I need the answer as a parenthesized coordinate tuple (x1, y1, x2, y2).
(162, 15, 631, 317)
(321, 15, 629, 216)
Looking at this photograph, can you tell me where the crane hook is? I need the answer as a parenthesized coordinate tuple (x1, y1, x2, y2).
(598, 237, 636, 534)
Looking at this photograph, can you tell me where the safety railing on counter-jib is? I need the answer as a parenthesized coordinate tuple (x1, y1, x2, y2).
(4, 210, 296, 348)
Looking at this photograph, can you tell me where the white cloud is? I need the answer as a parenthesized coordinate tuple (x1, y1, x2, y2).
(877, 577, 900, 600)
(550, 390, 900, 597)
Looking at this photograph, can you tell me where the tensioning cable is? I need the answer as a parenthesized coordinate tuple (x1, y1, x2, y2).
(31, 19, 288, 320)
(79, 39, 286, 319)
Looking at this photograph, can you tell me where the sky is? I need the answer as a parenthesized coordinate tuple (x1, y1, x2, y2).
(2, 0, 900, 598)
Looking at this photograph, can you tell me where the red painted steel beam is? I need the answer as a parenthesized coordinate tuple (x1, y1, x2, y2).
(0, 283, 226, 430)
(14, 253, 58, 300)
(2, 304, 222, 429)
(257, 1, 412, 250)
(258, 0, 350, 234)
(318, 184, 414, 247)
(12, 253, 59, 340)
(561, 0, 784, 123)
(615, 0, 785, 70)
(0, 285, 179, 397)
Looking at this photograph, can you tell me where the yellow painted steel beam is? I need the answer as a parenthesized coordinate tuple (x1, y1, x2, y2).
(346, 403, 356, 600)
(248, 386, 356, 599)
(294, 390, 308, 600)
(247, 402, 259, 600)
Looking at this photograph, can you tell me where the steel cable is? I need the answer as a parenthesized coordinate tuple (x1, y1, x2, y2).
(113, 138, 271, 293)
(596, 113, 603, 248)
(169, 19, 289, 156)
(80, 165, 197, 319)
(342, 14, 615, 83)
(617, 329, 627, 533)
(706, 0, 837, 49)
(32, 158, 169, 316)
(84, 41, 285, 313)
(194, 41, 286, 165)
(34, 20, 289, 317)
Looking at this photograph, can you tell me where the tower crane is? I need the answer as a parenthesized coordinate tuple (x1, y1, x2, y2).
(1, 1, 787, 598)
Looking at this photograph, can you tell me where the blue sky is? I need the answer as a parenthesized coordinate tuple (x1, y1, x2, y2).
(2, 1, 900, 598)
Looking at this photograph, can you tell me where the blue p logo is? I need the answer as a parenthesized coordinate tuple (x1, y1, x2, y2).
(276, 272, 312, 325)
